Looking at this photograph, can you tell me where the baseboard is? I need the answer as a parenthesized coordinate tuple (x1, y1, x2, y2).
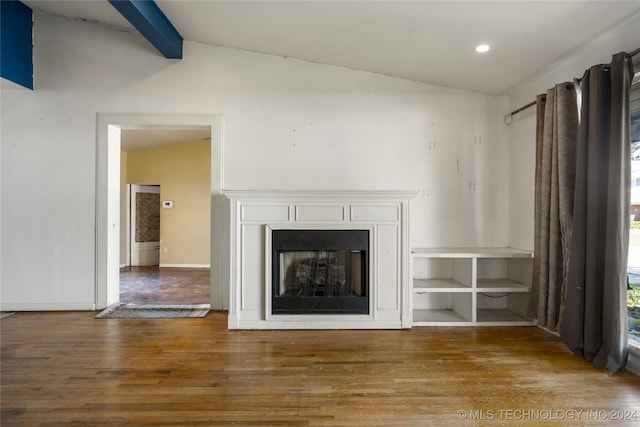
(159, 264, 210, 268)
(0, 302, 96, 311)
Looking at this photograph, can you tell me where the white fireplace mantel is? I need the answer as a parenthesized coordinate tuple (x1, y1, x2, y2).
(223, 190, 417, 329)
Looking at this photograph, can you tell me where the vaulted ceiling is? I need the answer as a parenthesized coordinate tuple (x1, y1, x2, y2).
(23, 1, 640, 96)
(19, 1, 640, 147)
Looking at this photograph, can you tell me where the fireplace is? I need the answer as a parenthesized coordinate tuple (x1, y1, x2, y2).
(224, 190, 414, 329)
(271, 229, 369, 315)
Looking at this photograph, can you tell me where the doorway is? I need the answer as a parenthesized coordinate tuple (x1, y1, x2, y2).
(95, 114, 227, 311)
(120, 132, 212, 305)
(120, 130, 211, 304)
(129, 184, 161, 267)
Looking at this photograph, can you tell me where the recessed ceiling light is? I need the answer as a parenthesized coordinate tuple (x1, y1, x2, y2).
(475, 44, 490, 53)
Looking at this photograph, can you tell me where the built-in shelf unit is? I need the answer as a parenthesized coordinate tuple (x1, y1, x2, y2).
(411, 248, 535, 326)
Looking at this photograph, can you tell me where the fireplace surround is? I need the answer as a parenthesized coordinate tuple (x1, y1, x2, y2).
(223, 190, 416, 329)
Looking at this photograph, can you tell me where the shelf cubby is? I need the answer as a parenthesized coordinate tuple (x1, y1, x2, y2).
(412, 291, 473, 325)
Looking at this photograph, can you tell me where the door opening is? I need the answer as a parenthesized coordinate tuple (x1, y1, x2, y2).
(128, 184, 161, 268)
(119, 129, 210, 305)
(96, 114, 226, 311)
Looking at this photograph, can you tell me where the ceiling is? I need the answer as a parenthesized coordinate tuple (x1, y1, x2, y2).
(21, 1, 640, 147)
(24, 1, 640, 95)
(120, 128, 211, 151)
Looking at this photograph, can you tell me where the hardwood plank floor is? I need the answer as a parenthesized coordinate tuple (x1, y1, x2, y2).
(2, 311, 639, 426)
(119, 267, 210, 304)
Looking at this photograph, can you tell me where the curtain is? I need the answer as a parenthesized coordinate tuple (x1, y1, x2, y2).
(560, 52, 633, 374)
(528, 84, 579, 331)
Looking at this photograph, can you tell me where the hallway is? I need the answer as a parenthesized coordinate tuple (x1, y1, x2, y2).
(119, 267, 210, 305)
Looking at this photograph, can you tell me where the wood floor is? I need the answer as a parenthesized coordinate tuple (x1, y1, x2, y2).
(119, 266, 210, 304)
(2, 312, 639, 426)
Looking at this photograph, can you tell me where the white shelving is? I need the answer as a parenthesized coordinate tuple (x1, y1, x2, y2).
(411, 248, 535, 326)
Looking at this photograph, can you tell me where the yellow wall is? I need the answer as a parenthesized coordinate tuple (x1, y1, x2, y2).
(126, 140, 211, 266)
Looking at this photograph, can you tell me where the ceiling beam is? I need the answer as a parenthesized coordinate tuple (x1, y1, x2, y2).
(108, 0, 183, 59)
(1, 1, 33, 89)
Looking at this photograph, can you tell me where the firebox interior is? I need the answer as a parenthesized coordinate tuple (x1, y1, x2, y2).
(271, 229, 369, 314)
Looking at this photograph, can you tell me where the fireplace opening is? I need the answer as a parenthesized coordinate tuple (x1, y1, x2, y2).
(271, 229, 369, 315)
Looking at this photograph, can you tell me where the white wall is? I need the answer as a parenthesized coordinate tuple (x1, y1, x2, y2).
(506, 11, 640, 251)
(0, 12, 509, 310)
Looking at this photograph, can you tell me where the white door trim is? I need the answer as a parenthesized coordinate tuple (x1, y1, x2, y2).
(95, 113, 226, 310)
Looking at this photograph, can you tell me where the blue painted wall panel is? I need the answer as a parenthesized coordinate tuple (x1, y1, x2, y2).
(1, 0, 33, 89)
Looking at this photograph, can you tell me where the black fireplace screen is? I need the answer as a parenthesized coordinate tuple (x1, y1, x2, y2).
(271, 229, 369, 314)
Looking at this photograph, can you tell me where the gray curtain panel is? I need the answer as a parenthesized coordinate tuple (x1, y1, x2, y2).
(561, 52, 633, 374)
(529, 84, 578, 331)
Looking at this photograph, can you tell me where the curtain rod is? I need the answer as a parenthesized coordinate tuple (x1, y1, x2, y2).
(504, 98, 543, 124)
(505, 48, 639, 125)
(509, 100, 537, 117)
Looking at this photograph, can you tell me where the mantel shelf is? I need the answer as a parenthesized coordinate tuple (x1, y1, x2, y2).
(223, 190, 419, 202)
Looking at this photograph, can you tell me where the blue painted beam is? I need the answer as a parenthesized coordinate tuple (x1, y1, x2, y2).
(108, 0, 183, 59)
(1, 1, 33, 89)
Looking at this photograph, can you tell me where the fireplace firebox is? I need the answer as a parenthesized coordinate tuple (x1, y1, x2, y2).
(271, 229, 369, 315)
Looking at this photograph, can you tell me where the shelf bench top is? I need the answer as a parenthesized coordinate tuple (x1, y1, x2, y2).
(411, 247, 533, 258)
